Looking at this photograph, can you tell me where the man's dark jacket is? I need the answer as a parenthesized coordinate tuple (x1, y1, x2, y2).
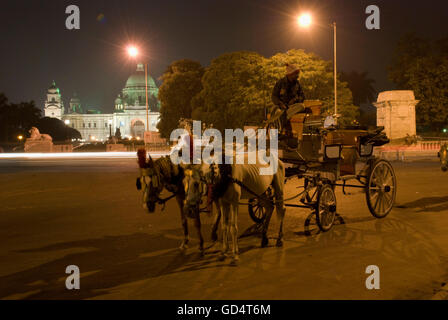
(271, 76, 305, 108)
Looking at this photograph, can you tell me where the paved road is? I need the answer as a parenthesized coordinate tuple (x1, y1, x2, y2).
(0, 157, 447, 299)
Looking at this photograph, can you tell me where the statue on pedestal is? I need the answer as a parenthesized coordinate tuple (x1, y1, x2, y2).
(24, 127, 53, 153)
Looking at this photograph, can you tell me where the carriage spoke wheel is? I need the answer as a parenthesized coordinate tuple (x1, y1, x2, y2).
(248, 198, 267, 224)
(366, 160, 397, 218)
(315, 184, 337, 232)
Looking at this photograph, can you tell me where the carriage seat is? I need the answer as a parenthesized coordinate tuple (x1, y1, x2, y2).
(290, 100, 323, 140)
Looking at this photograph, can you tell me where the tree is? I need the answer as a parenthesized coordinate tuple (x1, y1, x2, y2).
(340, 71, 376, 106)
(37, 117, 81, 141)
(192, 51, 266, 131)
(388, 33, 431, 89)
(263, 50, 359, 127)
(388, 34, 448, 130)
(0, 96, 41, 142)
(192, 49, 359, 130)
(407, 57, 448, 131)
(157, 59, 205, 138)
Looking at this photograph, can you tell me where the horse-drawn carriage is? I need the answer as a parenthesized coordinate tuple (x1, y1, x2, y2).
(248, 100, 397, 232)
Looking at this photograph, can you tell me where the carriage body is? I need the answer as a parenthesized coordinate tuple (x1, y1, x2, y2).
(249, 101, 397, 231)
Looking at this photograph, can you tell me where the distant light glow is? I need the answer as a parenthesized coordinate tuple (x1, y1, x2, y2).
(64, 119, 70, 125)
(298, 13, 312, 28)
(18, 135, 23, 141)
(127, 46, 139, 58)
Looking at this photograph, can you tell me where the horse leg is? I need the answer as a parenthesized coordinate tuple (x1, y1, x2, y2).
(261, 205, 274, 248)
(276, 207, 286, 247)
(219, 200, 230, 261)
(230, 202, 239, 264)
(273, 163, 286, 247)
(211, 200, 221, 243)
(194, 215, 204, 254)
(177, 197, 189, 250)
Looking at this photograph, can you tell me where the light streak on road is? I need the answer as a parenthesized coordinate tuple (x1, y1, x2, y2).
(0, 152, 170, 160)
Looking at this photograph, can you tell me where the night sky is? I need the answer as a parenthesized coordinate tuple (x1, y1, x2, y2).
(1, 0, 447, 113)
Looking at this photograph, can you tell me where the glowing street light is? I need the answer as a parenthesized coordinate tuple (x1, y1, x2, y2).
(127, 46, 139, 58)
(17, 135, 23, 141)
(297, 13, 312, 28)
(64, 119, 70, 125)
(297, 13, 338, 119)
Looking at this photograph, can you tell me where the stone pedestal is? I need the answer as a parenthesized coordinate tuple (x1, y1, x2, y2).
(24, 140, 53, 153)
(373, 90, 419, 140)
(53, 144, 73, 152)
(106, 144, 126, 152)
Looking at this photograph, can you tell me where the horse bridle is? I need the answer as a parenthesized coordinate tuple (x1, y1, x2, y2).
(184, 164, 217, 213)
(139, 162, 178, 211)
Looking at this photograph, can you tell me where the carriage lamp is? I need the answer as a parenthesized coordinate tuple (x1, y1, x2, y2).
(359, 144, 374, 157)
(17, 135, 23, 141)
(324, 145, 342, 160)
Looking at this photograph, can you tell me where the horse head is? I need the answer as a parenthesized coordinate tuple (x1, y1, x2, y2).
(137, 150, 164, 213)
(182, 163, 219, 218)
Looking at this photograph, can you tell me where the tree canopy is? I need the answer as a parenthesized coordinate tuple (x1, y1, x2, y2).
(388, 33, 448, 130)
(0, 94, 41, 142)
(0, 93, 81, 143)
(340, 71, 376, 106)
(157, 49, 360, 134)
(157, 59, 205, 138)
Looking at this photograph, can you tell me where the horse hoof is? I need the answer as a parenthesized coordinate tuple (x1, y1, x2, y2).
(276, 239, 283, 247)
(261, 237, 269, 248)
(218, 253, 226, 261)
(230, 256, 239, 266)
(179, 241, 189, 251)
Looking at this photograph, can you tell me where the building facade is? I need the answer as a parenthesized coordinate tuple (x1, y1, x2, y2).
(43, 63, 161, 141)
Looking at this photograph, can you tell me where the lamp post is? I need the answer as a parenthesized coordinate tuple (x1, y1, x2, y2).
(127, 46, 150, 132)
(298, 13, 338, 119)
(108, 119, 113, 140)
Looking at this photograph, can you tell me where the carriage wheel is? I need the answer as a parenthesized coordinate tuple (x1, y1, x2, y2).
(248, 198, 267, 224)
(366, 159, 397, 218)
(315, 184, 337, 232)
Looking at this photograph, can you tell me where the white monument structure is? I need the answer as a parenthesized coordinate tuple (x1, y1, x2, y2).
(43, 63, 162, 142)
(373, 90, 419, 140)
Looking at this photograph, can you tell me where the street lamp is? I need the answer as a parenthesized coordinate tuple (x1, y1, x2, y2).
(108, 119, 113, 139)
(297, 13, 338, 119)
(127, 45, 150, 133)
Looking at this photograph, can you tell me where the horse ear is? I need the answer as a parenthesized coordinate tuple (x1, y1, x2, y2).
(137, 149, 147, 168)
(147, 154, 154, 167)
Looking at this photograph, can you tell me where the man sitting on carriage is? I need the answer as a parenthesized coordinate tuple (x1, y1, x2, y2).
(270, 64, 307, 136)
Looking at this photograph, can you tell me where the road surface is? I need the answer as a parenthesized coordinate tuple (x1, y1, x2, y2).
(0, 156, 447, 299)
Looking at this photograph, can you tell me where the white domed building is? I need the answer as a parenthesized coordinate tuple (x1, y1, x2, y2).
(44, 63, 161, 142)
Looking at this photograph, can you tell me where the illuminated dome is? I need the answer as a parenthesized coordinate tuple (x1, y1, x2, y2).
(125, 63, 157, 89)
(120, 63, 160, 111)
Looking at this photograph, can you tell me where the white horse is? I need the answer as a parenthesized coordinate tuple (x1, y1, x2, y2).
(29, 127, 53, 141)
(183, 156, 286, 264)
